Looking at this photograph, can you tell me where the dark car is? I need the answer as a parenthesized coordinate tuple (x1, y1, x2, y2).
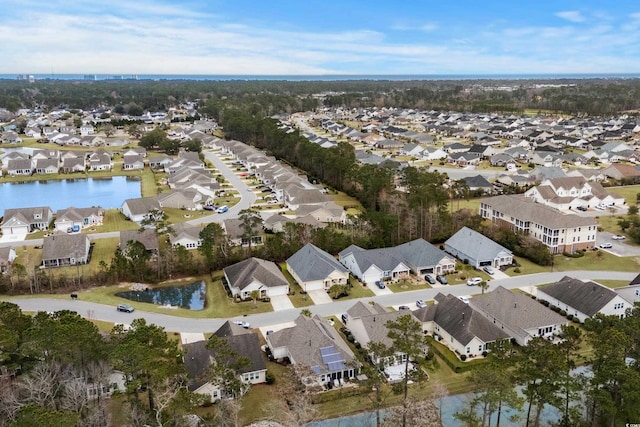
(424, 274, 436, 284)
(576, 206, 587, 211)
(375, 280, 386, 289)
(436, 275, 448, 284)
(117, 304, 135, 313)
(203, 205, 216, 211)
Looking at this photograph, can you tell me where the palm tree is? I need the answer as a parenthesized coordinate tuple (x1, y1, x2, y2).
(250, 290, 260, 308)
(479, 280, 489, 295)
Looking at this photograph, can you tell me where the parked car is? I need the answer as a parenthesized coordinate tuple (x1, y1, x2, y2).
(398, 305, 410, 311)
(203, 205, 216, 211)
(233, 320, 250, 329)
(436, 275, 448, 284)
(599, 243, 613, 249)
(482, 266, 495, 275)
(595, 204, 607, 210)
(612, 235, 625, 240)
(117, 304, 135, 313)
(467, 277, 482, 286)
(375, 280, 386, 289)
(576, 206, 587, 211)
(458, 296, 470, 304)
(424, 274, 436, 284)
(416, 299, 427, 308)
(216, 205, 229, 213)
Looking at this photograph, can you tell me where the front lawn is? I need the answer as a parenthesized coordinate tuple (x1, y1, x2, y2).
(505, 250, 640, 276)
(387, 279, 431, 293)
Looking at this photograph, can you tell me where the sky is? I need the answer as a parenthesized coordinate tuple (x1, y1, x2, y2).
(1, 0, 640, 75)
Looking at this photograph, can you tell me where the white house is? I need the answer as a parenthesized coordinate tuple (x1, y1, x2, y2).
(286, 243, 349, 292)
(223, 257, 289, 300)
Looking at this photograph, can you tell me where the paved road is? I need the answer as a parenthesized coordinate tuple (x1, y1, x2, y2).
(597, 231, 640, 257)
(7, 270, 635, 333)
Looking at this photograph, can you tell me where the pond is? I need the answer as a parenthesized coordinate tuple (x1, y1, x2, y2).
(116, 281, 207, 310)
(0, 176, 142, 212)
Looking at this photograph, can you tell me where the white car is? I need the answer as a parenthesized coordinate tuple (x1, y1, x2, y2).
(467, 277, 482, 286)
(599, 243, 612, 249)
(611, 235, 625, 240)
(482, 266, 495, 275)
(416, 299, 427, 308)
(233, 320, 250, 329)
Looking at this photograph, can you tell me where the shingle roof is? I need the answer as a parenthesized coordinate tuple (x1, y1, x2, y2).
(539, 276, 618, 317)
(482, 195, 597, 229)
(120, 229, 159, 251)
(392, 238, 451, 270)
(431, 294, 509, 345)
(445, 227, 511, 261)
(287, 243, 348, 283)
(41, 234, 89, 261)
(470, 286, 568, 332)
(223, 257, 288, 291)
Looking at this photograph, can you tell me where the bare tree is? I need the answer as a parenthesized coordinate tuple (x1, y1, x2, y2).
(383, 398, 442, 427)
(18, 361, 64, 409)
(152, 375, 187, 427)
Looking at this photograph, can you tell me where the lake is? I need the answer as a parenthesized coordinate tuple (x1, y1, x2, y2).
(116, 281, 207, 310)
(0, 176, 141, 212)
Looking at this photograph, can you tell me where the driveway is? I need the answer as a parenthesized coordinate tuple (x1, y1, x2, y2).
(0, 230, 28, 243)
(368, 282, 393, 296)
(270, 294, 295, 311)
(180, 332, 205, 344)
(308, 290, 333, 305)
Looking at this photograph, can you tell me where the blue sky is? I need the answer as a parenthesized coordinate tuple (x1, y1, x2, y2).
(1, 0, 640, 75)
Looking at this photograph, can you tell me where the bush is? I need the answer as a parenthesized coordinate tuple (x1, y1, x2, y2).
(513, 267, 521, 274)
(559, 309, 567, 316)
(482, 351, 488, 357)
(566, 314, 574, 321)
(540, 300, 550, 307)
(265, 371, 276, 385)
(460, 354, 467, 361)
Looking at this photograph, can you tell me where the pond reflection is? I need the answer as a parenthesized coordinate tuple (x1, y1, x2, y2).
(116, 281, 206, 310)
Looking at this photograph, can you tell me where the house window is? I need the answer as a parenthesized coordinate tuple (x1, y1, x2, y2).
(466, 347, 470, 354)
(614, 302, 624, 310)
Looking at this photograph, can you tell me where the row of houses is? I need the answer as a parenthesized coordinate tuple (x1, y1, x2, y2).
(1, 148, 114, 176)
(1, 206, 103, 236)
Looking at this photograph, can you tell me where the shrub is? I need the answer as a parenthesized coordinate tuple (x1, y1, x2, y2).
(513, 267, 521, 274)
(559, 309, 567, 316)
(482, 351, 488, 357)
(460, 354, 467, 361)
(566, 314, 574, 321)
(265, 371, 276, 385)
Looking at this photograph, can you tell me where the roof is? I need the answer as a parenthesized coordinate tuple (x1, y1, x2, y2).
(431, 294, 509, 345)
(55, 206, 101, 223)
(41, 234, 90, 261)
(539, 276, 618, 317)
(481, 195, 597, 229)
(348, 310, 417, 348)
(120, 229, 160, 252)
(346, 301, 389, 319)
(392, 238, 451, 270)
(286, 243, 349, 283)
(268, 315, 357, 376)
(2, 207, 52, 227)
(223, 218, 262, 240)
(445, 226, 511, 261)
(464, 174, 493, 189)
(470, 286, 568, 332)
(223, 257, 288, 291)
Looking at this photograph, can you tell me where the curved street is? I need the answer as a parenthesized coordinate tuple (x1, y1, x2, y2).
(6, 270, 635, 333)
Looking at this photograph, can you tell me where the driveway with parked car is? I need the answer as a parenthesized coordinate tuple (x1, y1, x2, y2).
(596, 231, 640, 257)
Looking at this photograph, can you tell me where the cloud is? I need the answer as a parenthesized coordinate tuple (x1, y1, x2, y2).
(555, 11, 586, 23)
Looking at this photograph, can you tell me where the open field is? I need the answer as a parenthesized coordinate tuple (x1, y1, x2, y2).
(505, 251, 640, 277)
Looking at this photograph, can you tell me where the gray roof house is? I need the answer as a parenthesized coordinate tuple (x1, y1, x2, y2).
(469, 286, 569, 345)
(183, 321, 266, 401)
(222, 218, 263, 248)
(388, 238, 456, 276)
(537, 276, 629, 323)
(54, 207, 103, 232)
(223, 257, 289, 299)
(266, 314, 358, 388)
(338, 245, 410, 286)
(42, 234, 91, 268)
(169, 223, 203, 250)
(444, 226, 513, 269)
(120, 197, 161, 223)
(119, 229, 160, 254)
(286, 243, 350, 293)
(616, 283, 640, 305)
(1, 206, 53, 235)
(419, 293, 509, 359)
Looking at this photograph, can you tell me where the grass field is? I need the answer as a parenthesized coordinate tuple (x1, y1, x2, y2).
(505, 251, 640, 276)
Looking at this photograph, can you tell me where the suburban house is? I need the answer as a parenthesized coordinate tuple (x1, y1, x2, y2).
(263, 214, 325, 233)
(88, 151, 112, 171)
(156, 189, 203, 210)
(286, 243, 350, 293)
(222, 219, 264, 247)
(1, 206, 53, 235)
(338, 245, 411, 285)
(54, 207, 103, 232)
(169, 223, 203, 249)
(415, 293, 509, 359)
(0, 247, 17, 274)
(616, 283, 640, 305)
(469, 286, 569, 346)
(119, 229, 160, 255)
(266, 314, 358, 389)
(123, 154, 144, 170)
(463, 175, 494, 194)
(537, 276, 629, 322)
(41, 234, 91, 268)
(120, 197, 162, 223)
(7, 158, 34, 175)
(344, 302, 423, 379)
(524, 177, 624, 210)
(385, 238, 456, 276)
(295, 201, 347, 224)
(480, 195, 598, 253)
(223, 257, 289, 300)
(183, 321, 266, 401)
(34, 158, 59, 174)
(444, 226, 513, 269)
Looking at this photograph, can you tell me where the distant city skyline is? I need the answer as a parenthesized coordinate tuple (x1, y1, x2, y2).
(2, 0, 640, 75)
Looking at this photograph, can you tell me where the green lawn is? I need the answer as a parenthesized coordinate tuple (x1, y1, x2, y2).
(606, 184, 640, 205)
(279, 264, 313, 308)
(505, 251, 640, 276)
(595, 280, 631, 288)
(85, 209, 139, 233)
(387, 279, 431, 293)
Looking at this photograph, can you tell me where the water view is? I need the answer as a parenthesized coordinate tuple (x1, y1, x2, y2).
(0, 176, 141, 212)
(116, 281, 207, 310)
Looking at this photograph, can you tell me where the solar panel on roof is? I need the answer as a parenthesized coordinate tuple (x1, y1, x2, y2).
(324, 353, 343, 364)
(327, 361, 346, 372)
(320, 346, 335, 356)
(311, 365, 321, 374)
